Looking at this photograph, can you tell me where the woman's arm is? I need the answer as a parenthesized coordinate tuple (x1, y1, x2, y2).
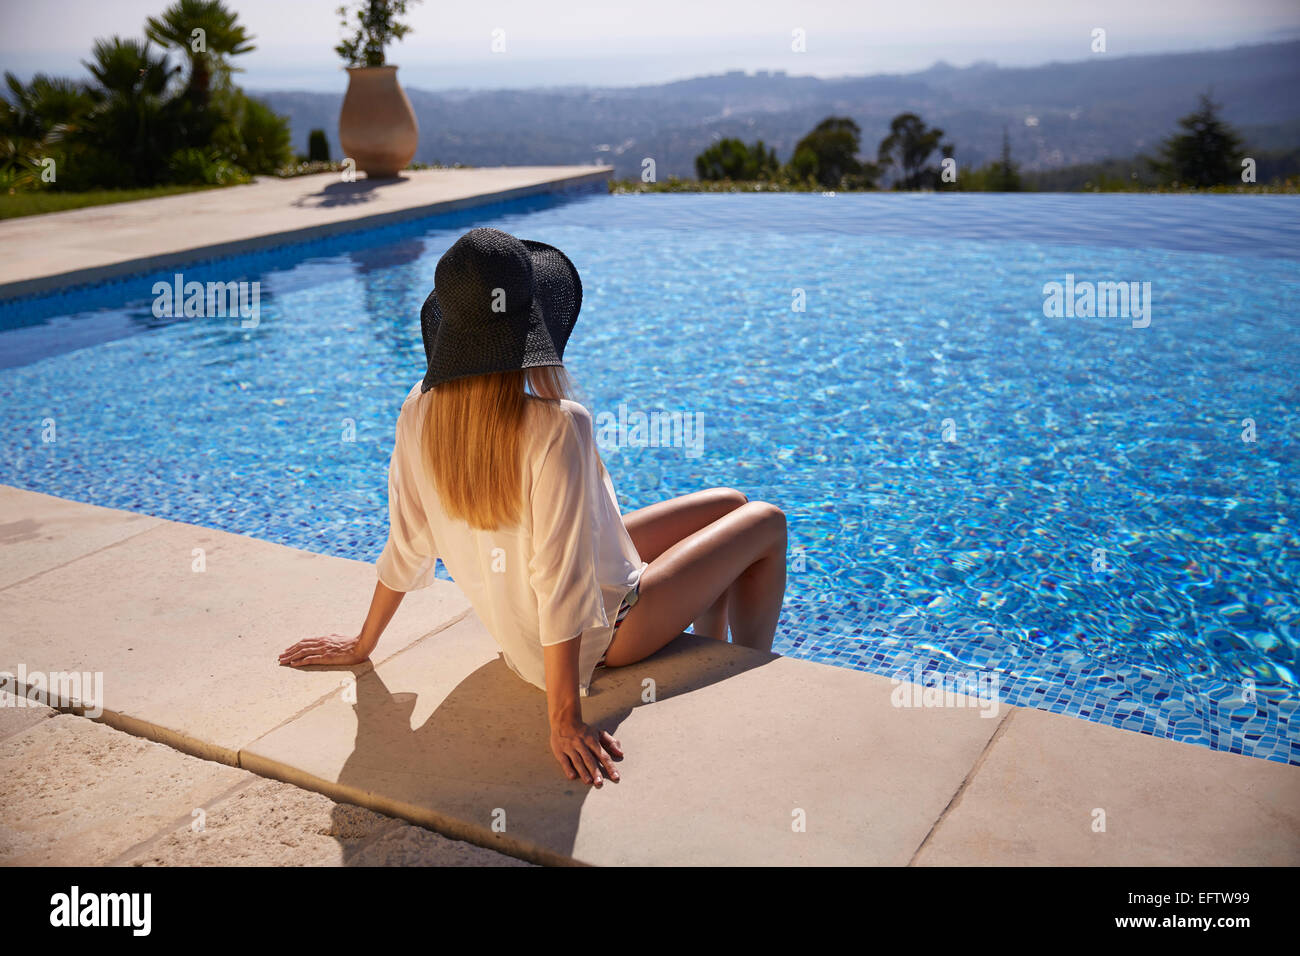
(543, 635, 622, 786)
(279, 579, 406, 667)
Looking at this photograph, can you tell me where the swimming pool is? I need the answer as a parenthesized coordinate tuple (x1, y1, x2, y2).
(2, 191, 1297, 764)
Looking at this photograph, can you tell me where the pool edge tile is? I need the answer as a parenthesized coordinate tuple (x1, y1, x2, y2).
(913, 704, 1300, 866)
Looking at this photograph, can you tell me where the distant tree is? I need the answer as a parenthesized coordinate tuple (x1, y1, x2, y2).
(988, 126, 1021, 191)
(877, 112, 952, 190)
(694, 137, 778, 180)
(308, 128, 331, 162)
(785, 116, 877, 189)
(1149, 91, 1244, 187)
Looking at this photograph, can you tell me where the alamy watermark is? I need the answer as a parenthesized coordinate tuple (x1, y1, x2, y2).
(152, 273, 260, 328)
(49, 886, 150, 936)
(595, 403, 704, 458)
(0, 665, 103, 718)
(1042, 273, 1151, 328)
(890, 662, 1001, 718)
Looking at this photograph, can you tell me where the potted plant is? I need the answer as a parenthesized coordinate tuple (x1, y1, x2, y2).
(335, 0, 420, 178)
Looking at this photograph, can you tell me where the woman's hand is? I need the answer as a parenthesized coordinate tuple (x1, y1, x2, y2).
(278, 582, 403, 669)
(549, 720, 623, 787)
(278, 633, 369, 668)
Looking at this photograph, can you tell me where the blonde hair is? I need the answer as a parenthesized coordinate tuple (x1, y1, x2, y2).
(422, 365, 604, 530)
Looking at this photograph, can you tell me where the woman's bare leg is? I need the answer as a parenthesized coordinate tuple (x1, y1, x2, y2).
(622, 487, 748, 639)
(602, 501, 787, 667)
(692, 590, 730, 641)
(623, 487, 749, 559)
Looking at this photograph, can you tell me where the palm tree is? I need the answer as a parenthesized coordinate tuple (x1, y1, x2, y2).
(1, 73, 95, 186)
(83, 37, 177, 98)
(75, 37, 183, 187)
(145, 0, 255, 111)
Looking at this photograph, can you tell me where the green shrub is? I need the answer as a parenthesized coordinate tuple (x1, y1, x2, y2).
(695, 138, 779, 181)
(167, 147, 250, 185)
(232, 93, 291, 174)
(307, 128, 330, 162)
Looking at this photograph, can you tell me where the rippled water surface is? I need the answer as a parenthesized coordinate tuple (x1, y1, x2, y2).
(2, 191, 1298, 762)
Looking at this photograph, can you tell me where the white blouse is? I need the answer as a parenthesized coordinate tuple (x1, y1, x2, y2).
(376, 381, 647, 696)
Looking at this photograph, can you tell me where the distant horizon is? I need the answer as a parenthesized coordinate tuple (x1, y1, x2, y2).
(4, 0, 1298, 94)
(316, 36, 1300, 96)
(239, 30, 1300, 94)
(6, 35, 1299, 97)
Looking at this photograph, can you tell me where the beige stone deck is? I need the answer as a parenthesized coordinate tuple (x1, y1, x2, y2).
(0, 690, 529, 866)
(2, 487, 1297, 866)
(0, 166, 611, 299)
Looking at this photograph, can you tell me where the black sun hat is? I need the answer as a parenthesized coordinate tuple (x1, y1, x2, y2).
(419, 227, 583, 392)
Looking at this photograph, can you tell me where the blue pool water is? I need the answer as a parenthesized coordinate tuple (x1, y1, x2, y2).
(2, 191, 1298, 764)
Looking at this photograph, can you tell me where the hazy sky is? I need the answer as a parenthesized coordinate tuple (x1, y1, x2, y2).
(3, 0, 1298, 91)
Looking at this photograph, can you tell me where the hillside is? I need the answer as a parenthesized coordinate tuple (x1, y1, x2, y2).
(257, 40, 1300, 180)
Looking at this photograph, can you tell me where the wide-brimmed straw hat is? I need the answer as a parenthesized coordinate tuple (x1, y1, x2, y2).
(419, 227, 582, 392)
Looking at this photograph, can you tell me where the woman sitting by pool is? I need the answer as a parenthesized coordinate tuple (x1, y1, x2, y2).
(279, 227, 787, 788)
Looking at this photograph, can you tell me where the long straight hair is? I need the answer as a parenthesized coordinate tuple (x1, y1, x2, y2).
(422, 365, 602, 530)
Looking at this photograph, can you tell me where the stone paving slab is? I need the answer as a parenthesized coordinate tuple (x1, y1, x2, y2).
(0, 689, 57, 743)
(0, 486, 470, 764)
(243, 612, 1009, 866)
(0, 166, 611, 298)
(0, 708, 526, 866)
(119, 773, 532, 867)
(0, 712, 247, 865)
(913, 706, 1300, 866)
(0, 486, 161, 590)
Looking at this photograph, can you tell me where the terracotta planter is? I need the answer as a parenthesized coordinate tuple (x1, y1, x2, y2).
(338, 66, 419, 178)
